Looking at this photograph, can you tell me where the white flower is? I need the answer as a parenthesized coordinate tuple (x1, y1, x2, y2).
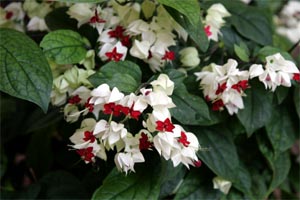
(250, 53, 299, 91)
(150, 74, 174, 96)
(114, 151, 144, 174)
(67, 3, 94, 27)
(130, 40, 151, 59)
(179, 47, 200, 68)
(27, 16, 48, 31)
(64, 104, 81, 123)
(4, 2, 25, 21)
(204, 3, 230, 41)
(213, 176, 232, 194)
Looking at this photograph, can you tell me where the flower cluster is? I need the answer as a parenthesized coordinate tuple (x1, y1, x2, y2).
(195, 53, 300, 114)
(195, 59, 249, 115)
(67, 74, 201, 174)
(203, 3, 231, 41)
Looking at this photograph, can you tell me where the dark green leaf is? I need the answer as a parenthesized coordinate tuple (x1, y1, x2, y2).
(164, 6, 209, 52)
(226, 3, 273, 45)
(0, 29, 52, 113)
(190, 126, 239, 181)
(92, 165, 162, 200)
(157, 0, 200, 27)
(56, 0, 106, 2)
(221, 26, 244, 55)
(88, 61, 142, 93)
(164, 69, 186, 88)
(237, 81, 273, 136)
(257, 46, 294, 61)
(39, 170, 89, 199)
(256, 133, 291, 198)
(40, 29, 88, 64)
(171, 84, 210, 125)
(275, 86, 289, 105)
(266, 106, 296, 154)
(45, 7, 78, 31)
(294, 87, 300, 119)
(174, 168, 221, 200)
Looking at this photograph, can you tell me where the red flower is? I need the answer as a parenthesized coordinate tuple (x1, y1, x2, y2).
(156, 118, 175, 132)
(193, 160, 202, 168)
(204, 25, 212, 37)
(77, 147, 95, 162)
(89, 10, 106, 24)
(68, 95, 81, 104)
(293, 73, 300, 81)
(85, 97, 94, 112)
(108, 25, 125, 39)
(139, 132, 152, 150)
(5, 11, 13, 20)
(178, 131, 190, 147)
(162, 51, 175, 61)
(212, 99, 224, 111)
(105, 47, 123, 62)
(83, 131, 96, 143)
(215, 82, 227, 95)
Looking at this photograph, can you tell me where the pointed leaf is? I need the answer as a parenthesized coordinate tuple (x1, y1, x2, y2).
(237, 81, 273, 136)
(171, 84, 210, 125)
(40, 29, 88, 64)
(266, 106, 296, 154)
(92, 166, 162, 200)
(0, 28, 52, 112)
(190, 126, 239, 181)
(88, 61, 142, 93)
(157, 0, 200, 27)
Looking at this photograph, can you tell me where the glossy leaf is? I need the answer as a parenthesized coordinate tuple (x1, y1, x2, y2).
(0, 29, 52, 113)
(234, 43, 249, 62)
(174, 168, 221, 200)
(257, 46, 294, 61)
(225, 3, 273, 45)
(237, 81, 273, 136)
(190, 126, 239, 181)
(92, 166, 162, 200)
(157, 0, 200, 27)
(171, 84, 210, 125)
(88, 61, 142, 93)
(266, 106, 296, 154)
(40, 30, 88, 64)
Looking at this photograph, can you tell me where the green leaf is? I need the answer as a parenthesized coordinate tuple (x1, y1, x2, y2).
(45, 7, 78, 31)
(294, 87, 300, 119)
(171, 84, 210, 125)
(39, 170, 89, 199)
(88, 61, 142, 93)
(224, 2, 273, 45)
(174, 168, 222, 200)
(163, 6, 209, 52)
(256, 133, 291, 198)
(157, 0, 200, 27)
(234, 43, 249, 62)
(92, 166, 162, 200)
(257, 46, 294, 61)
(40, 29, 88, 64)
(190, 126, 239, 181)
(237, 81, 273, 136)
(55, 0, 105, 2)
(265, 106, 296, 154)
(275, 86, 289, 105)
(0, 28, 52, 113)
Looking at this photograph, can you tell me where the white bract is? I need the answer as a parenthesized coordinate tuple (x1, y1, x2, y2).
(213, 176, 232, 194)
(249, 53, 299, 91)
(204, 3, 230, 41)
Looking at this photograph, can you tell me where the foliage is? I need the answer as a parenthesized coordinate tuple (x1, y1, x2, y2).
(0, 0, 299, 199)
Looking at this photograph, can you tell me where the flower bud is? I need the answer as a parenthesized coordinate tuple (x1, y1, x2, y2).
(179, 47, 200, 68)
(130, 40, 150, 59)
(212, 176, 232, 194)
